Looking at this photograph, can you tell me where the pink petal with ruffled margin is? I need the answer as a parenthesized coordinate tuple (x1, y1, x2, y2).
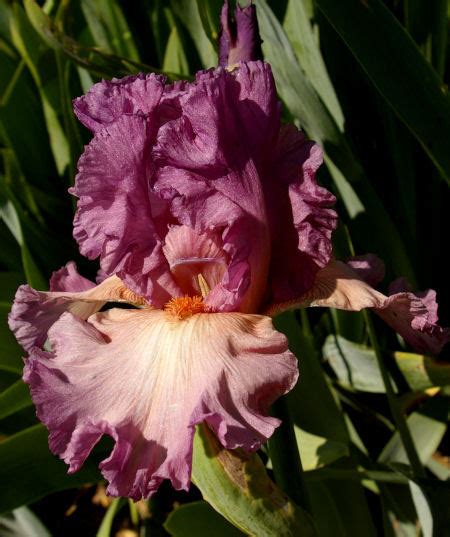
(154, 63, 281, 311)
(281, 261, 449, 355)
(377, 278, 450, 355)
(71, 114, 180, 306)
(8, 272, 141, 353)
(73, 73, 165, 133)
(269, 126, 337, 302)
(24, 309, 298, 499)
(50, 261, 96, 292)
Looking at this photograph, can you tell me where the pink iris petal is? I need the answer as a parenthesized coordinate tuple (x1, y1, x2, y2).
(269, 126, 337, 302)
(73, 73, 165, 133)
(49, 261, 96, 292)
(298, 261, 449, 355)
(24, 309, 298, 500)
(377, 278, 450, 355)
(71, 114, 180, 306)
(8, 267, 140, 353)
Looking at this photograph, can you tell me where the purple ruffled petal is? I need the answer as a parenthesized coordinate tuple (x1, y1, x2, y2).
(154, 63, 281, 311)
(269, 126, 337, 302)
(24, 308, 298, 499)
(71, 114, 180, 306)
(73, 73, 165, 132)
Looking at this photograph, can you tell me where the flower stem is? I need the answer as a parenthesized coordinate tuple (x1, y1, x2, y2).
(268, 396, 311, 512)
(362, 310, 426, 478)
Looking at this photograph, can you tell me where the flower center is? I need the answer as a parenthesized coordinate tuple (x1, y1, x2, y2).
(162, 225, 229, 298)
(164, 295, 206, 319)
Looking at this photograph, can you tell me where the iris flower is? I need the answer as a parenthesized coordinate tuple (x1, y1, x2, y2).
(8, 5, 449, 502)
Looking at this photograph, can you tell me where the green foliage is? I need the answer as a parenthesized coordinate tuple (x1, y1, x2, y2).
(0, 0, 448, 535)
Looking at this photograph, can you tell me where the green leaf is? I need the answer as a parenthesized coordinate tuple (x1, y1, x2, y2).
(316, 0, 450, 184)
(274, 312, 349, 443)
(409, 481, 432, 537)
(80, 0, 140, 61)
(0, 506, 51, 537)
(283, 0, 344, 130)
(0, 193, 46, 290)
(0, 380, 31, 421)
(0, 52, 56, 192)
(195, 0, 221, 47)
(324, 334, 450, 393)
(171, 0, 217, 68)
(192, 424, 317, 536)
(10, 3, 70, 175)
(305, 482, 346, 537)
(96, 498, 126, 537)
(294, 426, 348, 471)
(163, 20, 189, 75)
(273, 312, 378, 535)
(0, 424, 106, 514)
(23, 0, 176, 80)
(164, 501, 244, 536)
(394, 352, 450, 392)
(378, 396, 448, 466)
(404, 0, 448, 80)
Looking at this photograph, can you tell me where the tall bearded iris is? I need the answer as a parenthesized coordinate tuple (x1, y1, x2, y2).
(8, 58, 449, 499)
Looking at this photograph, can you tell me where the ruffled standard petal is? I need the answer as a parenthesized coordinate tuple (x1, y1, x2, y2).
(269, 125, 337, 303)
(8, 273, 144, 352)
(71, 114, 179, 305)
(269, 261, 449, 355)
(154, 63, 281, 311)
(156, 61, 279, 171)
(73, 73, 165, 132)
(24, 308, 298, 499)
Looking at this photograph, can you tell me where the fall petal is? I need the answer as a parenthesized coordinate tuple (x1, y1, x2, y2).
(269, 261, 449, 355)
(303, 261, 386, 310)
(8, 274, 140, 352)
(376, 279, 450, 355)
(24, 308, 298, 499)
